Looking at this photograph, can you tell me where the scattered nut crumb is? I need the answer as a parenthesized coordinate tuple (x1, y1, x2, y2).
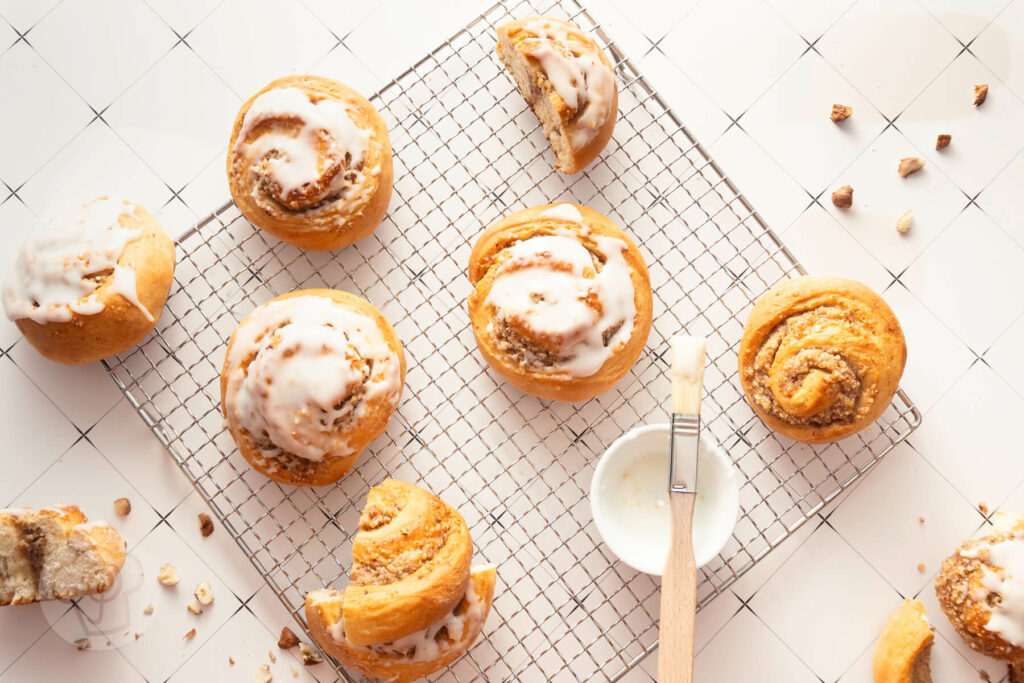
(974, 84, 988, 107)
(936, 134, 951, 150)
(113, 497, 131, 516)
(268, 650, 277, 664)
(980, 502, 990, 515)
(919, 517, 925, 524)
(143, 603, 154, 615)
(278, 627, 300, 649)
(831, 185, 853, 209)
(254, 664, 273, 683)
(299, 642, 323, 665)
(157, 563, 179, 586)
(917, 563, 926, 572)
(194, 582, 213, 606)
(830, 104, 853, 122)
(229, 656, 235, 666)
(134, 632, 141, 640)
(290, 664, 299, 678)
(898, 157, 925, 177)
(183, 628, 196, 641)
(74, 638, 91, 651)
(897, 210, 914, 233)
(198, 513, 214, 538)
(187, 599, 202, 615)
(981, 669, 991, 681)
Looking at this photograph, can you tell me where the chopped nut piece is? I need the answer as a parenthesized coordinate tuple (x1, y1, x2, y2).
(134, 632, 141, 640)
(194, 582, 214, 606)
(830, 104, 853, 122)
(299, 642, 323, 665)
(143, 603, 154, 615)
(981, 668, 991, 681)
(187, 599, 202, 615)
(290, 664, 299, 678)
(896, 210, 914, 233)
(980, 502, 990, 515)
(198, 513, 214, 538)
(113, 497, 131, 516)
(183, 628, 196, 640)
(917, 562, 926, 572)
(974, 84, 988, 107)
(898, 157, 925, 177)
(74, 638, 91, 651)
(919, 517, 925, 524)
(936, 134, 951, 150)
(831, 185, 853, 209)
(157, 563, 179, 586)
(229, 656, 236, 666)
(254, 664, 273, 683)
(268, 650, 278, 664)
(278, 627, 300, 649)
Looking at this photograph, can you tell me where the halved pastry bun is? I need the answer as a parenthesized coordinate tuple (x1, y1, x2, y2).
(305, 564, 497, 683)
(220, 289, 405, 487)
(468, 203, 652, 402)
(227, 75, 393, 251)
(872, 599, 933, 683)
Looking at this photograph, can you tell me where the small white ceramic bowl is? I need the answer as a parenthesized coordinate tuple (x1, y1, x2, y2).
(590, 423, 739, 575)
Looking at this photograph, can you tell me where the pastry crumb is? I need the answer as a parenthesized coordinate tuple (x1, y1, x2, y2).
(936, 134, 951, 150)
(254, 664, 272, 683)
(919, 517, 925, 524)
(299, 642, 323, 665)
(194, 582, 213, 606)
(134, 632, 141, 640)
(830, 104, 852, 122)
(980, 669, 991, 681)
(290, 664, 299, 678)
(917, 562, 926, 572)
(278, 627, 300, 649)
(898, 157, 925, 177)
(157, 563, 179, 586)
(74, 638, 91, 651)
(143, 603, 154, 615)
(113, 497, 131, 516)
(897, 210, 914, 233)
(183, 628, 196, 640)
(268, 650, 277, 664)
(831, 185, 853, 209)
(199, 513, 214, 537)
(979, 501, 989, 515)
(974, 84, 988, 107)
(229, 656, 235, 666)
(187, 599, 202, 615)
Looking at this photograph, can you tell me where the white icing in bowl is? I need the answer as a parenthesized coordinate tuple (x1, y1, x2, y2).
(590, 423, 739, 575)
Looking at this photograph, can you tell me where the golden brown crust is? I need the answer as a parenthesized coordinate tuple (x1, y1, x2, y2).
(872, 599, 933, 683)
(305, 565, 497, 683)
(343, 480, 472, 645)
(227, 75, 393, 251)
(467, 203, 652, 402)
(220, 289, 405, 487)
(737, 276, 906, 443)
(935, 514, 1024, 664)
(15, 203, 174, 365)
(496, 17, 617, 174)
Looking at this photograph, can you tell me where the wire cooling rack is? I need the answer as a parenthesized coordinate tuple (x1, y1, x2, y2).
(103, 0, 922, 680)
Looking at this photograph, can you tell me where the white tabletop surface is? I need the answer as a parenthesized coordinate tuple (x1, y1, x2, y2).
(1, 0, 1023, 680)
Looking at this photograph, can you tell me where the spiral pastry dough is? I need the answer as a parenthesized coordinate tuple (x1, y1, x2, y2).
(227, 75, 393, 251)
(468, 203, 652, 402)
(738, 276, 906, 443)
(305, 480, 496, 683)
(220, 289, 405, 486)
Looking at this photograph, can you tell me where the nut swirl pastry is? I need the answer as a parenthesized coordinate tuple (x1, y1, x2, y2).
(936, 513, 1024, 664)
(305, 480, 497, 683)
(738, 276, 906, 443)
(227, 75, 393, 251)
(496, 16, 617, 173)
(220, 289, 405, 486)
(2, 197, 175, 364)
(468, 203, 653, 402)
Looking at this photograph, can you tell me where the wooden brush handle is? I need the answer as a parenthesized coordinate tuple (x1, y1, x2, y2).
(659, 493, 697, 683)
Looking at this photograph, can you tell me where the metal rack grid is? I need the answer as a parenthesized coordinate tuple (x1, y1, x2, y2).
(103, 0, 922, 680)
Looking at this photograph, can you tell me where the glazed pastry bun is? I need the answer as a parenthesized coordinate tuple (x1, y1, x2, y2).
(872, 599, 933, 683)
(0, 504, 126, 606)
(468, 203, 652, 402)
(2, 197, 175, 364)
(305, 480, 497, 683)
(936, 513, 1024, 664)
(496, 16, 617, 174)
(220, 289, 405, 486)
(227, 75, 393, 251)
(738, 276, 906, 444)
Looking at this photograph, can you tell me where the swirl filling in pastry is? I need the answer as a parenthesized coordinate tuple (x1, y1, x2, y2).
(738, 276, 906, 443)
(222, 293, 403, 480)
(232, 87, 370, 217)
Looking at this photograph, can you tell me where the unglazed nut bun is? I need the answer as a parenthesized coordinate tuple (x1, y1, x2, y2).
(220, 289, 405, 486)
(872, 599, 933, 683)
(936, 513, 1024, 664)
(2, 197, 175, 365)
(227, 75, 393, 251)
(496, 16, 617, 174)
(304, 480, 497, 683)
(468, 203, 652, 402)
(737, 276, 906, 444)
